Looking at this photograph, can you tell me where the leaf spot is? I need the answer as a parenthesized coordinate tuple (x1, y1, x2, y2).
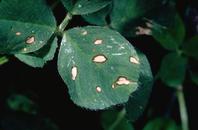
(82, 31, 88, 35)
(15, 32, 21, 36)
(71, 66, 78, 80)
(94, 39, 103, 45)
(92, 55, 107, 63)
(26, 36, 35, 44)
(116, 77, 131, 85)
(130, 57, 140, 64)
(96, 86, 102, 93)
(23, 48, 27, 52)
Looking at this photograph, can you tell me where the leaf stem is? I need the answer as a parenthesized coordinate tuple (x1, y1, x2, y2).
(108, 109, 126, 130)
(176, 86, 189, 130)
(58, 12, 73, 33)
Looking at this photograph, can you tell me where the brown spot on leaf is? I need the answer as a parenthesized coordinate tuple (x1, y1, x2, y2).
(82, 31, 88, 35)
(26, 36, 35, 44)
(94, 39, 103, 45)
(135, 26, 151, 35)
(71, 66, 78, 80)
(92, 54, 107, 63)
(130, 57, 140, 64)
(96, 86, 102, 93)
(15, 32, 21, 36)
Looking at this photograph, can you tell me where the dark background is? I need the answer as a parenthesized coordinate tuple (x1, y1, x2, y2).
(0, 0, 198, 130)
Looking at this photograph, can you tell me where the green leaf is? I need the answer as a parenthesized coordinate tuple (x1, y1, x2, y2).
(61, 0, 112, 15)
(125, 50, 153, 121)
(110, 0, 162, 36)
(143, 118, 180, 130)
(182, 35, 198, 60)
(159, 53, 187, 88)
(101, 109, 134, 130)
(0, 0, 56, 54)
(58, 26, 140, 110)
(150, 14, 185, 50)
(15, 37, 58, 68)
(82, 4, 112, 26)
(7, 94, 37, 115)
(0, 55, 9, 65)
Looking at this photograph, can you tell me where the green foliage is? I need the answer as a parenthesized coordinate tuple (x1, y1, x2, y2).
(125, 50, 153, 121)
(1, 0, 197, 129)
(101, 109, 134, 130)
(0, 0, 56, 54)
(150, 14, 185, 50)
(15, 37, 58, 68)
(143, 118, 181, 130)
(159, 53, 187, 87)
(82, 5, 112, 26)
(182, 35, 198, 60)
(58, 26, 140, 109)
(0, 55, 8, 65)
(7, 94, 37, 115)
(60, 0, 111, 15)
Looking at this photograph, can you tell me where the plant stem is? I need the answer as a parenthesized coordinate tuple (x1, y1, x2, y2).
(176, 86, 189, 130)
(58, 12, 73, 33)
(0, 56, 9, 65)
(108, 109, 126, 130)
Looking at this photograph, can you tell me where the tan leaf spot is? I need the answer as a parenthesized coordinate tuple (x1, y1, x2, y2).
(26, 36, 35, 44)
(92, 55, 107, 63)
(15, 32, 21, 36)
(96, 86, 102, 93)
(71, 66, 78, 80)
(94, 39, 103, 45)
(130, 57, 140, 64)
(82, 31, 88, 35)
(116, 77, 131, 85)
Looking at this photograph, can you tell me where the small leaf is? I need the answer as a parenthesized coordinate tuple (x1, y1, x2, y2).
(110, 0, 162, 36)
(182, 35, 198, 60)
(0, 55, 9, 65)
(82, 4, 112, 26)
(101, 109, 134, 130)
(7, 94, 37, 115)
(61, 0, 112, 15)
(15, 37, 58, 68)
(150, 14, 185, 50)
(58, 26, 140, 110)
(125, 50, 153, 122)
(159, 53, 187, 88)
(0, 0, 56, 54)
(143, 118, 180, 130)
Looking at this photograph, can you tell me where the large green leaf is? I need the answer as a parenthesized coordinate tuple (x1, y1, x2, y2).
(82, 4, 112, 26)
(61, 0, 112, 15)
(182, 35, 198, 60)
(58, 26, 140, 109)
(143, 118, 180, 130)
(0, 0, 56, 54)
(15, 37, 58, 68)
(110, 0, 162, 36)
(159, 53, 187, 88)
(101, 109, 134, 130)
(125, 50, 153, 121)
(150, 14, 185, 50)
